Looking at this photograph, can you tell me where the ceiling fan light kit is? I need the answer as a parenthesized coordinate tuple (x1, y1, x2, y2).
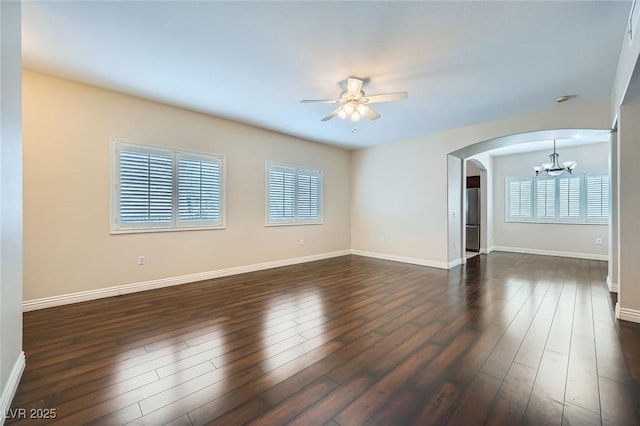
(301, 77, 407, 122)
(533, 140, 577, 176)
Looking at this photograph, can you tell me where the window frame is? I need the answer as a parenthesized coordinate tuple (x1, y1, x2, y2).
(111, 140, 226, 234)
(505, 172, 609, 225)
(265, 162, 323, 226)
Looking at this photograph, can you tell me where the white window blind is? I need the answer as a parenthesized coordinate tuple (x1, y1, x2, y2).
(267, 163, 322, 225)
(296, 170, 321, 220)
(112, 141, 225, 233)
(586, 174, 610, 222)
(559, 176, 581, 220)
(535, 178, 556, 220)
(178, 156, 223, 226)
(267, 165, 296, 223)
(506, 173, 609, 224)
(119, 150, 173, 225)
(507, 178, 533, 220)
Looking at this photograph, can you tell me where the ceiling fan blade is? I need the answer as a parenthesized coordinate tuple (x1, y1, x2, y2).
(321, 105, 344, 121)
(359, 104, 381, 120)
(363, 92, 408, 104)
(346, 78, 363, 96)
(300, 99, 341, 104)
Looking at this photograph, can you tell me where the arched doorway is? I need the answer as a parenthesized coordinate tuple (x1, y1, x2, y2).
(447, 128, 611, 266)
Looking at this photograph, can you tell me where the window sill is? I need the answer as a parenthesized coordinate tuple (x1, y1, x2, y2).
(505, 220, 607, 225)
(110, 225, 226, 235)
(265, 222, 324, 227)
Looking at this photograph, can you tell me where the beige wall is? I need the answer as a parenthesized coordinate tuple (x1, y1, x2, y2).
(448, 155, 463, 264)
(618, 102, 640, 316)
(350, 139, 450, 266)
(351, 96, 611, 266)
(466, 161, 482, 176)
(609, 131, 618, 290)
(23, 71, 351, 301)
(1, 0, 24, 403)
(492, 143, 609, 258)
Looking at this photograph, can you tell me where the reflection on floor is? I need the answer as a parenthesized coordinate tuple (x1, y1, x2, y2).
(466, 250, 480, 259)
(11, 254, 640, 424)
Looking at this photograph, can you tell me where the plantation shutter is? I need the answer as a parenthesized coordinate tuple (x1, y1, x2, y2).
(178, 155, 223, 226)
(113, 141, 225, 232)
(535, 178, 556, 220)
(297, 169, 321, 221)
(268, 164, 297, 223)
(506, 173, 610, 224)
(118, 149, 173, 225)
(507, 178, 533, 220)
(266, 163, 322, 225)
(559, 176, 581, 220)
(586, 174, 609, 222)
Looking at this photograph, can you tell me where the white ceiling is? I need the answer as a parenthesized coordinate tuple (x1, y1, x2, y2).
(21, 1, 631, 150)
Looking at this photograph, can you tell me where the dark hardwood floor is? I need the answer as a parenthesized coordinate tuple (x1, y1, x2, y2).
(8, 253, 640, 425)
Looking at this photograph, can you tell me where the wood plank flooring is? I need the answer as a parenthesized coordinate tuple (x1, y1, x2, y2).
(7, 253, 640, 425)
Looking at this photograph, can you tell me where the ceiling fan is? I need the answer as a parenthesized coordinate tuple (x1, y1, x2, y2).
(301, 77, 408, 122)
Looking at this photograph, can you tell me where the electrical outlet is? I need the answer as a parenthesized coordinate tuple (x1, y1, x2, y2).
(138, 255, 145, 265)
(453, 241, 457, 249)
(380, 237, 385, 243)
(299, 239, 304, 246)
(595, 238, 603, 245)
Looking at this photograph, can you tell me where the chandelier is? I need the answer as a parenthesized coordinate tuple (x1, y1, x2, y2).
(533, 140, 577, 176)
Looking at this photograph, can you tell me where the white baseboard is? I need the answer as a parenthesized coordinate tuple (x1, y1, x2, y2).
(607, 275, 619, 293)
(448, 258, 464, 269)
(0, 351, 25, 422)
(23, 250, 351, 312)
(480, 247, 493, 255)
(350, 250, 450, 270)
(616, 303, 640, 323)
(492, 246, 608, 261)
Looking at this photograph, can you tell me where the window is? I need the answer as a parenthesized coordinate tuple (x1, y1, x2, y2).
(535, 178, 555, 220)
(586, 174, 610, 221)
(507, 178, 533, 220)
(559, 176, 581, 220)
(112, 141, 225, 233)
(506, 173, 609, 224)
(266, 163, 322, 225)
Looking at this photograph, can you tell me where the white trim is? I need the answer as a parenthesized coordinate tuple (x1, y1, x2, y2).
(448, 258, 464, 269)
(350, 250, 450, 269)
(607, 275, 619, 293)
(0, 351, 25, 421)
(492, 246, 608, 261)
(23, 250, 350, 312)
(480, 247, 493, 255)
(616, 303, 640, 323)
